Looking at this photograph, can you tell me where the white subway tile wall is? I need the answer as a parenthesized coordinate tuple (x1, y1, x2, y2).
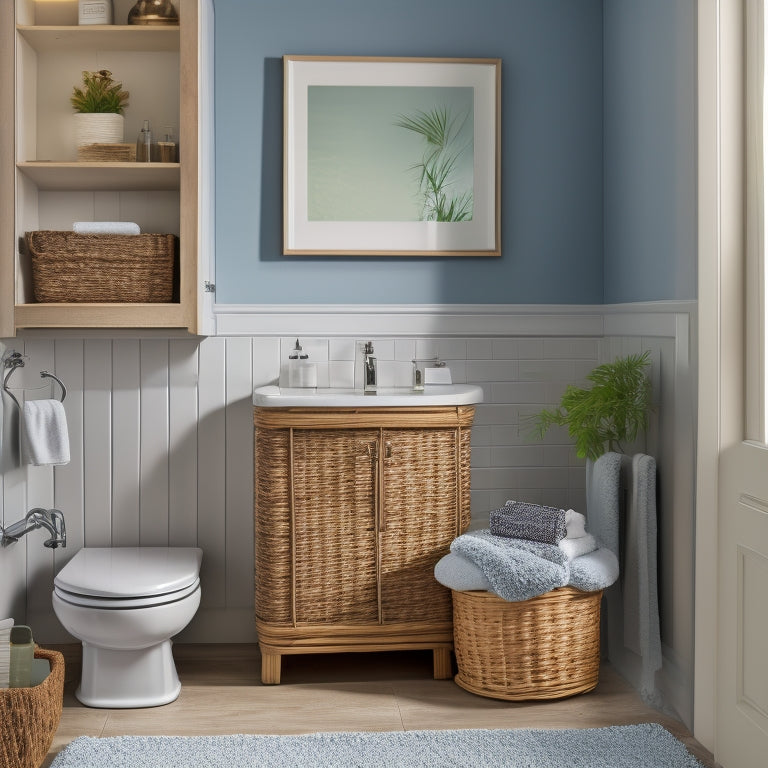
(0, 315, 695, 729)
(271, 336, 598, 527)
(1, 325, 690, 650)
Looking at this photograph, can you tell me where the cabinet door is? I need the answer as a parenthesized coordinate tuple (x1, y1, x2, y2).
(379, 428, 461, 623)
(292, 429, 379, 624)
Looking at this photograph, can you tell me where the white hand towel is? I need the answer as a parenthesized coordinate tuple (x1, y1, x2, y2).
(21, 399, 70, 466)
(564, 509, 587, 539)
(558, 532, 597, 560)
(73, 221, 140, 235)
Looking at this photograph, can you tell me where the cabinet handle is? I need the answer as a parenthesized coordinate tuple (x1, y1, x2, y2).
(384, 442, 393, 459)
(364, 441, 378, 459)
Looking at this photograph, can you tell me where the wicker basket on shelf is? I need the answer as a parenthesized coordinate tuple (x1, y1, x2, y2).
(451, 586, 603, 701)
(0, 647, 65, 768)
(26, 231, 177, 303)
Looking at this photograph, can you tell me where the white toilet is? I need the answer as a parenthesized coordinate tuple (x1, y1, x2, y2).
(53, 546, 203, 708)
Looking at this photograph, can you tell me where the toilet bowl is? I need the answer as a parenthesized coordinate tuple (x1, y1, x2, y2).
(53, 546, 202, 708)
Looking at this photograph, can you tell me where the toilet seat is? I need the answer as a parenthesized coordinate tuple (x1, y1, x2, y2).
(54, 577, 200, 609)
(54, 546, 202, 599)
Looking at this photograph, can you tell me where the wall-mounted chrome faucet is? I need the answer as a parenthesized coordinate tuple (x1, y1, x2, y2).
(0, 508, 67, 549)
(362, 341, 377, 394)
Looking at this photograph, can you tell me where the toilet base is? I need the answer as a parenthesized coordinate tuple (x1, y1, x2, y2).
(77, 640, 181, 708)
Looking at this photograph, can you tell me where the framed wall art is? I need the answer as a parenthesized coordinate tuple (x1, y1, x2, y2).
(283, 56, 501, 257)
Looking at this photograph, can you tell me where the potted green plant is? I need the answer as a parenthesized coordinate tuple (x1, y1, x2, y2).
(530, 351, 652, 460)
(71, 69, 130, 150)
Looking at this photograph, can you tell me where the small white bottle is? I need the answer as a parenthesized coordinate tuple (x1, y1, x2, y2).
(9, 625, 33, 688)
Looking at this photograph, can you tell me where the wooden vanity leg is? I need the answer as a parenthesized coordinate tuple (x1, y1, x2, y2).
(432, 648, 453, 679)
(261, 651, 282, 685)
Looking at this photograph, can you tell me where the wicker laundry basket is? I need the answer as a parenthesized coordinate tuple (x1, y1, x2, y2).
(26, 231, 177, 303)
(0, 647, 65, 768)
(451, 587, 602, 701)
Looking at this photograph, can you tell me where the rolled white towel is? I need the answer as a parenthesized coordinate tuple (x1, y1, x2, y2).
(565, 509, 587, 539)
(73, 221, 140, 235)
(558, 532, 597, 560)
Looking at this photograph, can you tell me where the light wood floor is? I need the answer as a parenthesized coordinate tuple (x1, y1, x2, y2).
(43, 644, 715, 767)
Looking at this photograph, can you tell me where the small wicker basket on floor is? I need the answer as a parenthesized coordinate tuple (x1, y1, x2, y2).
(26, 231, 177, 303)
(451, 587, 602, 701)
(0, 647, 65, 768)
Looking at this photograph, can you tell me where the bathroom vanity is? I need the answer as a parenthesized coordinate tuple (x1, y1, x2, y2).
(252, 385, 482, 684)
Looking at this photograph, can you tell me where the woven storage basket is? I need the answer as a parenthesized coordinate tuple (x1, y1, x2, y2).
(0, 648, 65, 768)
(452, 587, 602, 701)
(26, 231, 177, 303)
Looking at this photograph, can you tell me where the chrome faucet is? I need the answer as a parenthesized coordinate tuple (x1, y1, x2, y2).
(363, 341, 377, 394)
(0, 508, 67, 549)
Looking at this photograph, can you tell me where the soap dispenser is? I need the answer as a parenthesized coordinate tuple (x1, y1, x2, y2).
(287, 339, 317, 388)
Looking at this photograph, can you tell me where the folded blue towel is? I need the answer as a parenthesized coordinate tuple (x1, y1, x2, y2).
(450, 530, 569, 601)
(438, 529, 619, 601)
(489, 501, 567, 544)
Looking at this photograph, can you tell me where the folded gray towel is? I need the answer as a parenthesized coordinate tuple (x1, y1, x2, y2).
(450, 530, 569, 601)
(489, 501, 567, 544)
(434, 540, 620, 599)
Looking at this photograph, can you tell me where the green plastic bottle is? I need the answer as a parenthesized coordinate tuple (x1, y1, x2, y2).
(9, 625, 33, 688)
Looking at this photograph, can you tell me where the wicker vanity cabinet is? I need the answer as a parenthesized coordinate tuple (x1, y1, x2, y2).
(254, 405, 474, 684)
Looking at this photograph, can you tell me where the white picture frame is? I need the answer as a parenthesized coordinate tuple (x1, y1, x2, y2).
(283, 56, 501, 257)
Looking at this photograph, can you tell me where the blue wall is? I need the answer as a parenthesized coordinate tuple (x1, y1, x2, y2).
(213, 0, 604, 305)
(603, 0, 696, 302)
(213, 0, 696, 306)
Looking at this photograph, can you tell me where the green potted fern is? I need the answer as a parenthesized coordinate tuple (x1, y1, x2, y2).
(530, 351, 652, 461)
(71, 69, 130, 151)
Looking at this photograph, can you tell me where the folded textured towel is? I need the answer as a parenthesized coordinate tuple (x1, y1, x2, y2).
(21, 399, 70, 466)
(73, 221, 141, 235)
(434, 536, 619, 599)
(565, 509, 587, 539)
(558, 532, 598, 560)
(450, 530, 569, 601)
(490, 501, 567, 544)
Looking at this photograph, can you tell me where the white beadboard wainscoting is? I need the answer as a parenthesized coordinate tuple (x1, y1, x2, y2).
(0, 302, 696, 727)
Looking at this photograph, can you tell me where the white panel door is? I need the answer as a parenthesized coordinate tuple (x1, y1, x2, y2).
(718, 443, 768, 767)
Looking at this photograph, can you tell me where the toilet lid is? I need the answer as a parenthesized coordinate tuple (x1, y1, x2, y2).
(54, 547, 203, 598)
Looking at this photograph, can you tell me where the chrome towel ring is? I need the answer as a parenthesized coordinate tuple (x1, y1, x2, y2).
(2, 351, 67, 410)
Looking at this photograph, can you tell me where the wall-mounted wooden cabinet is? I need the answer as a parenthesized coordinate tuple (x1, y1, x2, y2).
(254, 405, 474, 684)
(0, 0, 214, 337)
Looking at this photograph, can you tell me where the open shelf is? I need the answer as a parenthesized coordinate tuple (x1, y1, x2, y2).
(15, 302, 189, 330)
(17, 25, 180, 53)
(17, 162, 181, 191)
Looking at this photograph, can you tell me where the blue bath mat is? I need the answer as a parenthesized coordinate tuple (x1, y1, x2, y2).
(50, 722, 704, 767)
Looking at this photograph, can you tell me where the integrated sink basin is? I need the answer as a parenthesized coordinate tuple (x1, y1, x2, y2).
(252, 384, 483, 408)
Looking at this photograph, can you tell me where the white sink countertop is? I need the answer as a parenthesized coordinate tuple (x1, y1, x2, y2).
(252, 384, 484, 408)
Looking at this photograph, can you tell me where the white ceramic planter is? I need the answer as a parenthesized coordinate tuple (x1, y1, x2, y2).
(73, 113, 125, 147)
